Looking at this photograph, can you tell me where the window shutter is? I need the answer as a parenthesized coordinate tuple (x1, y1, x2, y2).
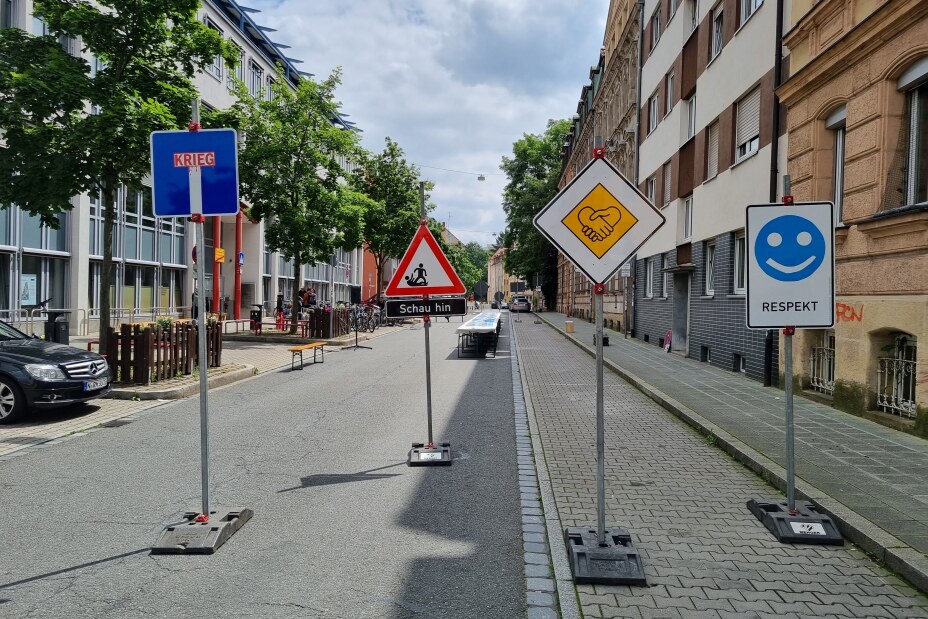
(736, 88, 761, 147)
(707, 122, 719, 178)
(663, 162, 672, 204)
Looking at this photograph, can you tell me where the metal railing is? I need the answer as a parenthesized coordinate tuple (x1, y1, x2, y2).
(27, 308, 89, 337)
(85, 306, 192, 334)
(809, 345, 836, 395)
(876, 357, 918, 418)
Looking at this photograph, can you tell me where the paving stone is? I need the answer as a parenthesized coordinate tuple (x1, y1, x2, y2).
(527, 591, 555, 607)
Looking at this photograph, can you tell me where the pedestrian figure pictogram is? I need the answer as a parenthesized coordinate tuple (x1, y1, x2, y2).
(405, 263, 428, 286)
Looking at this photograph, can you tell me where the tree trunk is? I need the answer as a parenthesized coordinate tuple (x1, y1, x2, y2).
(99, 172, 117, 351)
(289, 258, 301, 335)
(375, 253, 386, 302)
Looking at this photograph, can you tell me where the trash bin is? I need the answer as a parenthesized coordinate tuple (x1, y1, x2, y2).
(44, 312, 70, 345)
(565, 320, 574, 333)
(250, 305, 263, 334)
(594, 334, 610, 346)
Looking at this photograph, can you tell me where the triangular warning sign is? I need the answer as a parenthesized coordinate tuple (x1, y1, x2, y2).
(385, 222, 466, 296)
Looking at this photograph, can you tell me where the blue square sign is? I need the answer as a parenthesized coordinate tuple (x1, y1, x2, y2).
(150, 128, 240, 217)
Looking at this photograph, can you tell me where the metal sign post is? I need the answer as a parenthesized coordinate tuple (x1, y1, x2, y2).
(150, 101, 252, 554)
(395, 181, 460, 466)
(745, 193, 842, 545)
(533, 148, 660, 585)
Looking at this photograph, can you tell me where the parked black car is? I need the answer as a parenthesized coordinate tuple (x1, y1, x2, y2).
(0, 320, 111, 424)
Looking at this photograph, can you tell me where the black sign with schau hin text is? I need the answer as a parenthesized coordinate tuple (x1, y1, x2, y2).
(385, 297, 467, 318)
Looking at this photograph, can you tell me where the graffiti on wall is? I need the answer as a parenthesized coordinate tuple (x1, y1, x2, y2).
(836, 302, 864, 323)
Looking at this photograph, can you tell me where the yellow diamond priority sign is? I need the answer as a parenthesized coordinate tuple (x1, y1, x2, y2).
(534, 157, 664, 284)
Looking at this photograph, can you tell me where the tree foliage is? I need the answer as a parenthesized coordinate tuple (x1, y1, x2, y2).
(499, 118, 570, 308)
(212, 68, 368, 333)
(351, 137, 424, 301)
(0, 0, 228, 347)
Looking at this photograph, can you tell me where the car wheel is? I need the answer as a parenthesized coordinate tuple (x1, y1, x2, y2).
(0, 376, 26, 424)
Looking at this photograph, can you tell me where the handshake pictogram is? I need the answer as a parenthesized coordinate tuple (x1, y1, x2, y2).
(578, 206, 622, 242)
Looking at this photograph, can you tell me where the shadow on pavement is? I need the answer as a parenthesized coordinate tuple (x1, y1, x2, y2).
(387, 325, 524, 619)
(277, 462, 406, 492)
(0, 548, 149, 591)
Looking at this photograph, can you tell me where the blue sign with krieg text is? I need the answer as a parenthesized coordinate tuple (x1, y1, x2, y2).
(150, 128, 239, 217)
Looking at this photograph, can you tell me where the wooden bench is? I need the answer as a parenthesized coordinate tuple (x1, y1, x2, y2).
(288, 342, 325, 370)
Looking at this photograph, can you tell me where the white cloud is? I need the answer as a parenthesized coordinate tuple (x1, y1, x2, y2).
(247, 0, 608, 245)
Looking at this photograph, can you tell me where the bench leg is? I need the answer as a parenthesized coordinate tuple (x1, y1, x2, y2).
(292, 351, 304, 370)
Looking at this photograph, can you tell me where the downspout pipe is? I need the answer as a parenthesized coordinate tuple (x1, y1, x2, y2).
(764, 0, 786, 386)
(769, 0, 784, 202)
(630, 0, 645, 338)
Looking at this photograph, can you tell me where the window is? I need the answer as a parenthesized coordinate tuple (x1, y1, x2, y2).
(228, 44, 244, 91)
(645, 259, 654, 297)
(651, 6, 662, 47)
(205, 19, 222, 79)
(648, 92, 659, 133)
(688, 0, 699, 32)
(685, 96, 696, 140)
(707, 121, 719, 179)
(248, 61, 263, 98)
(663, 161, 672, 206)
(826, 106, 846, 224)
(669, 0, 678, 20)
(740, 0, 762, 25)
(736, 87, 761, 161)
(646, 175, 656, 204)
(665, 70, 675, 116)
(265, 77, 275, 102)
(681, 195, 693, 241)
(1, 0, 12, 29)
(705, 242, 715, 294)
(899, 59, 928, 204)
(710, 4, 723, 60)
(661, 254, 669, 297)
(733, 232, 746, 293)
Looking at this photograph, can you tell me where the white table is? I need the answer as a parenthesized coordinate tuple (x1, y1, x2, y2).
(456, 310, 502, 357)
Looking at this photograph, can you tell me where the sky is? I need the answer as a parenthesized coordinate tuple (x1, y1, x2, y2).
(246, 0, 609, 246)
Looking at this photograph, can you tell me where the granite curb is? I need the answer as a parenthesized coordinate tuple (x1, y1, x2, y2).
(534, 311, 928, 595)
(107, 365, 256, 400)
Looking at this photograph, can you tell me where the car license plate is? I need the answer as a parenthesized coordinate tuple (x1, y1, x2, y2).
(84, 378, 108, 391)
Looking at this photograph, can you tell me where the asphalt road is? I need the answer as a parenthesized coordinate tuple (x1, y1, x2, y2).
(0, 320, 523, 619)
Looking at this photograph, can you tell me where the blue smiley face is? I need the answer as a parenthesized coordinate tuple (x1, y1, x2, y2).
(755, 215, 825, 282)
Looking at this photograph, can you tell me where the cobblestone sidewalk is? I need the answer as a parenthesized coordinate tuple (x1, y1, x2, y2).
(514, 318, 928, 618)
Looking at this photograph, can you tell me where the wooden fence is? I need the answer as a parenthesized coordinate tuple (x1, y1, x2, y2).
(104, 321, 223, 385)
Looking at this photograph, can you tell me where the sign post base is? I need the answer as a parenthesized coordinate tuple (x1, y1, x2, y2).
(151, 508, 253, 555)
(564, 527, 647, 585)
(747, 499, 843, 545)
(407, 442, 452, 466)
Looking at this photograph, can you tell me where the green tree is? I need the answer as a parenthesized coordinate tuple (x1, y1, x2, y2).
(500, 118, 570, 307)
(462, 241, 491, 287)
(351, 137, 424, 301)
(0, 0, 228, 349)
(216, 68, 367, 334)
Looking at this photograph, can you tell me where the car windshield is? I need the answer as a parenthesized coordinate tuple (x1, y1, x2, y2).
(0, 320, 29, 341)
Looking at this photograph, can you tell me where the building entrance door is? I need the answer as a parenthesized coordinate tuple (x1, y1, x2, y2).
(672, 274, 690, 354)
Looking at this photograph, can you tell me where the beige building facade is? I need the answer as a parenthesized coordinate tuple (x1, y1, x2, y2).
(556, 0, 640, 332)
(779, 0, 927, 430)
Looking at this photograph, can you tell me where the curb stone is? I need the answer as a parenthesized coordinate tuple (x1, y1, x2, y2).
(108, 365, 256, 400)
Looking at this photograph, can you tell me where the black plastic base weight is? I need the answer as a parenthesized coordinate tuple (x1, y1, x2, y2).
(747, 499, 844, 545)
(407, 442, 452, 466)
(151, 508, 253, 554)
(564, 526, 647, 585)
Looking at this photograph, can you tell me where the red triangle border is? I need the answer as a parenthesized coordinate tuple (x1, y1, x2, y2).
(384, 223, 466, 296)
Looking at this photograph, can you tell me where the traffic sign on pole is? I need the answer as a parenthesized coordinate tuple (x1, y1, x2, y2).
(150, 128, 240, 217)
(535, 151, 651, 587)
(746, 202, 835, 329)
(533, 156, 665, 284)
(384, 222, 466, 297)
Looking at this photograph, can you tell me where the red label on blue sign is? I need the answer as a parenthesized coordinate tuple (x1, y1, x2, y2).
(173, 152, 216, 167)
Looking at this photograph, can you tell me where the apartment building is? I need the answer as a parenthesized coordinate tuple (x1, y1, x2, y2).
(557, 0, 640, 332)
(1, 0, 363, 334)
(633, 0, 784, 382)
(778, 0, 927, 423)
